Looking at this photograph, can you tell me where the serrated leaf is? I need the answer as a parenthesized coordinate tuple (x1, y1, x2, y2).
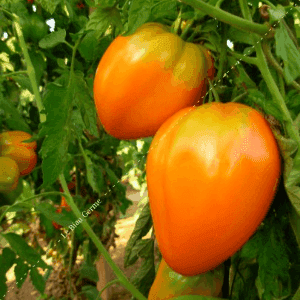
(86, 6, 123, 38)
(124, 202, 152, 267)
(85, 154, 104, 194)
(35, 0, 61, 14)
(243, 89, 282, 121)
(2, 233, 48, 269)
(0, 90, 31, 132)
(30, 267, 46, 294)
(151, 0, 177, 20)
(269, 5, 286, 24)
(39, 80, 74, 187)
(14, 258, 29, 289)
(126, 0, 152, 36)
(228, 27, 254, 45)
(78, 262, 99, 283)
(39, 28, 66, 49)
(275, 24, 300, 84)
(81, 285, 100, 300)
(73, 71, 98, 136)
(1, 247, 16, 273)
(256, 222, 291, 299)
(130, 239, 155, 298)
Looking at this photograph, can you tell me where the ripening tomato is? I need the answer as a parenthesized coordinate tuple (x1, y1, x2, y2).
(146, 102, 281, 276)
(1, 146, 37, 176)
(93, 22, 213, 140)
(148, 258, 223, 300)
(0, 157, 20, 192)
(0, 131, 37, 150)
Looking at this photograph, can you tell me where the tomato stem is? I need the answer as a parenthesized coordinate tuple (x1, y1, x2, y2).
(181, 0, 270, 36)
(10, 12, 46, 123)
(228, 51, 258, 65)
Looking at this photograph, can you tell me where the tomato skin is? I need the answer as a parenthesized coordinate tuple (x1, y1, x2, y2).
(1, 146, 37, 176)
(148, 258, 223, 299)
(146, 102, 281, 276)
(0, 157, 20, 192)
(0, 131, 37, 150)
(93, 22, 211, 140)
(0, 131, 37, 176)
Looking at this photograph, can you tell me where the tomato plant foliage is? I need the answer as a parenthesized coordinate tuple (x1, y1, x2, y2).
(0, 0, 300, 299)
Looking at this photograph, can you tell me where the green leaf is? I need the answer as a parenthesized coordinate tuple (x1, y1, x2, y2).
(151, 0, 177, 20)
(14, 258, 29, 289)
(124, 202, 152, 267)
(275, 24, 300, 84)
(269, 5, 286, 25)
(80, 285, 100, 300)
(0, 90, 31, 132)
(126, 0, 152, 35)
(0, 272, 7, 299)
(243, 89, 282, 121)
(130, 239, 155, 298)
(256, 222, 291, 299)
(73, 71, 98, 137)
(35, 202, 76, 228)
(11, 75, 33, 93)
(78, 30, 99, 61)
(85, 153, 105, 194)
(39, 28, 66, 49)
(39, 80, 74, 187)
(30, 267, 46, 294)
(78, 262, 99, 283)
(86, 6, 123, 38)
(227, 57, 256, 90)
(2, 233, 49, 269)
(227, 27, 254, 45)
(35, 0, 61, 15)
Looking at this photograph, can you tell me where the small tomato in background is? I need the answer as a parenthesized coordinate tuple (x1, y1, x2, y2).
(0, 131, 37, 176)
(1, 146, 37, 176)
(0, 131, 37, 150)
(0, 157, 20, 192)
(146, 102, 281, 276)
(93, 22, 212, 140)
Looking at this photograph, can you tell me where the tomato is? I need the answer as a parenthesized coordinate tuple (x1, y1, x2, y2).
(146, 102, 281, 276)
(0, 131, 37, 150)
(0, 157, 20, 192)
(148, 258, 223, 299)
(1, 146, 37, 176)
(29, 14, 48, 42)
(0, 131, 37, 176)
(19, 14, 48, 42)
(52, 197, 71, 229)
(93, 22, 212, 140)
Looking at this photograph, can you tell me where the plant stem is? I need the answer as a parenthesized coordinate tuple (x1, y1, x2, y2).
(231, 91, 248, 102)
(254, 38, 300, 146)
(95, 279, 121, 300)
(1, 71, 28, 78)
(181, 0, 270, 36)
(262, 40, 300, 92)
(12, 14, 46, 123)
(228, 51, 258, 65)
(66, 144, 147, 299)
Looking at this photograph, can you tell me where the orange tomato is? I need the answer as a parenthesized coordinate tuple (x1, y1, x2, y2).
(148, 258, 223, 299)
(93, 22, 212, 140)
(146, 102, 281, 276)
(0, 131, 37, 150)
(0, 157, 20, 192)
(1, 146, 37, 176)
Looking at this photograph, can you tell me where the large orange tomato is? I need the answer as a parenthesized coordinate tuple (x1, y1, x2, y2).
(148, 258, 223, 300)
(93, 22, 212, 140)
(146, 102, 281, 276)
